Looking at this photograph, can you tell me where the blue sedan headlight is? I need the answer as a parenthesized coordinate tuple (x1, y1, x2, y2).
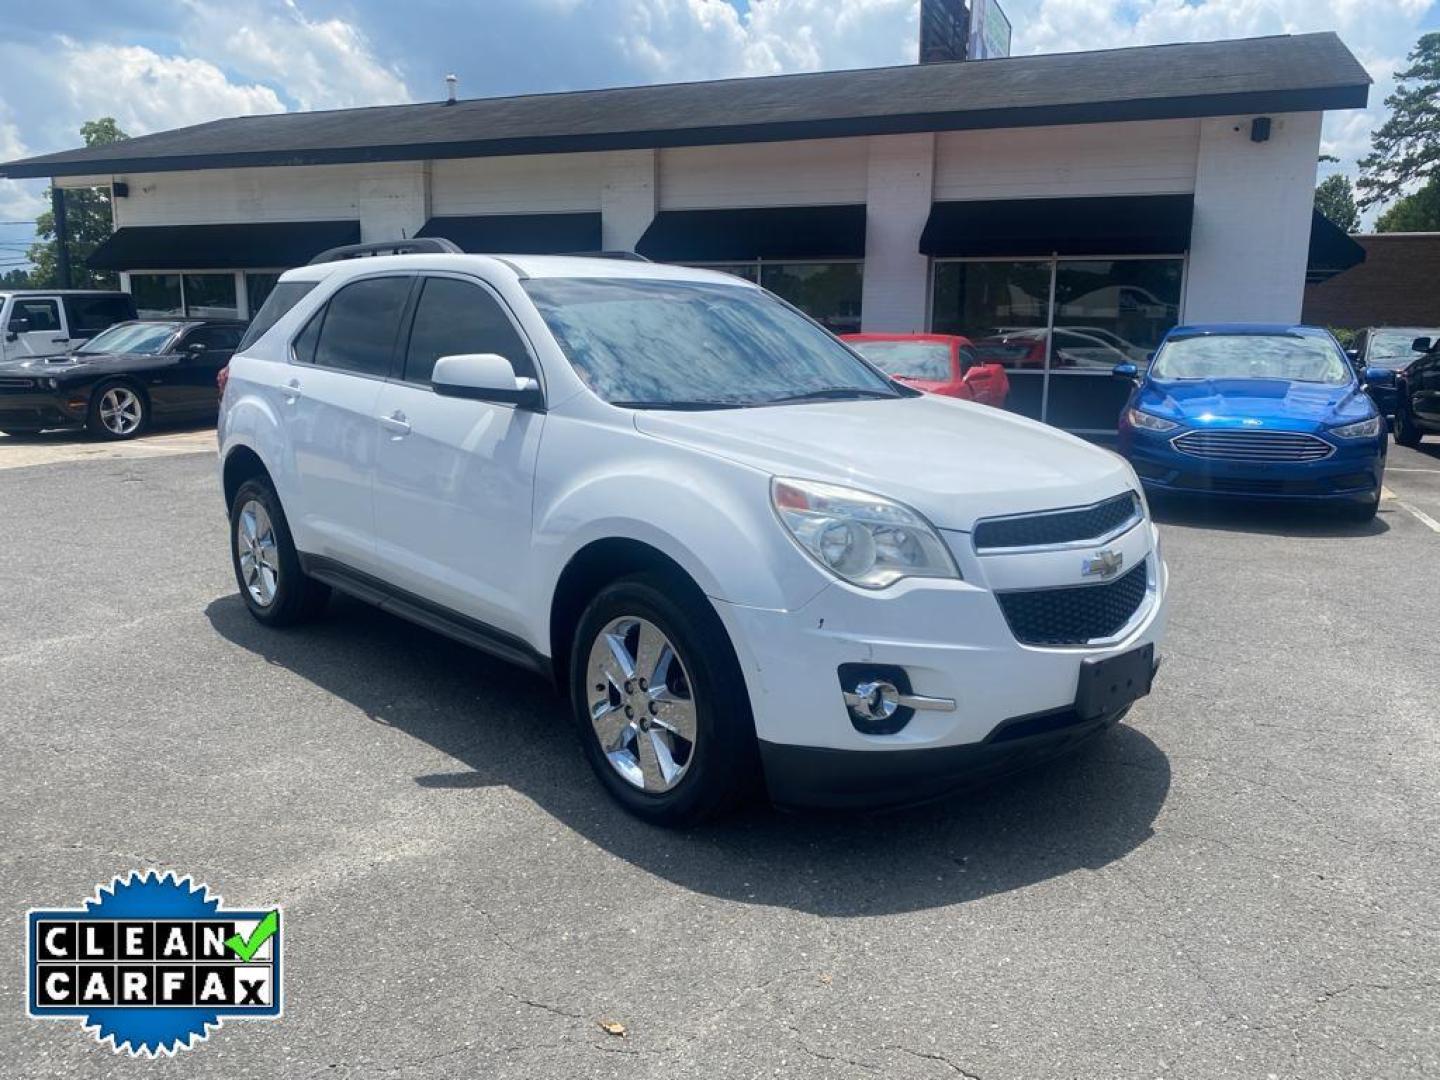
(1125, 407, 1178, 433)
(1330, 416, 1382, 439)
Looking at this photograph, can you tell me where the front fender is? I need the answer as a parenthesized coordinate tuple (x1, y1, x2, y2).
(527, 435, 830, 646)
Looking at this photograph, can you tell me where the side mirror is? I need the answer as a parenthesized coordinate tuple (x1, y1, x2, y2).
(185, 342, 208, 354)
(1112, 361, 1139, 380)
(1413, 337, 1432, 353)
(432, 353, 544, 410)
(1363, 366, 1396, 388)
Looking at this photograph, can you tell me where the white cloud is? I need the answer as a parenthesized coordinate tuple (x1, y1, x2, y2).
(178, 0, 412, 110)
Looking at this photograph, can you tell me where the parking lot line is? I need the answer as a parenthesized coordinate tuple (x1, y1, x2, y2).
(1395, 498, 1440, 534)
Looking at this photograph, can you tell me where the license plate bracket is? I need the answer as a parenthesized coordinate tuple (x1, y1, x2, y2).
(1075, 644, 1155, 720)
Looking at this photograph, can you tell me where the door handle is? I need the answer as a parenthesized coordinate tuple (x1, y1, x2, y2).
(51, 337, 69, 344)
(378, 410, 411, 436)
(283, 378, 302, 405)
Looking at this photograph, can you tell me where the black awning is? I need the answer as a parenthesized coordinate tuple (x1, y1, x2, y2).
(416, 213, 601, 254)
(1306, 209, 1366, 284)
(920, 195, 1194, 258)
(88, 221, 360, 271)
(636, 205, 866, 262)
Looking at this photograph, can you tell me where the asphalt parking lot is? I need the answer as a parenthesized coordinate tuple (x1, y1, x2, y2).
(1, 432, 1437, 1079)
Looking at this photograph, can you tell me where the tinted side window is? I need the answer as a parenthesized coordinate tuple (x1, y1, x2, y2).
(403, 277, 533, 384)
(64, 295, 135, 335)
(238, 281, 317, 352)
(312, 277, 412, 377)
(292, 310, 323, 365)
(958, 345, 977, 374)
(185, 326, 243, 352)
(10, 299, 60, 332)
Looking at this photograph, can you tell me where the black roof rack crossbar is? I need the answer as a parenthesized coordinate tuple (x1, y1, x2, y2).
(308, 237, 462, 265)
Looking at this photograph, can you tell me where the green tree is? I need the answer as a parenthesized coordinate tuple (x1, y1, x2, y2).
(1374, 177, 1440, 232)
(1357, 33, 1440, 209)
(26, 118, 130, 289)
(1314, 173, 1359, 232)
(0, 268, 33, 288)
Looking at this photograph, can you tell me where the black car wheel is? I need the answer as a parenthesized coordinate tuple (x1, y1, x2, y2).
(86, 380, 149, 440)
(570, 570, 758, 826)
(229, 478, 330, 626)
(1394, 397, 1424, 448)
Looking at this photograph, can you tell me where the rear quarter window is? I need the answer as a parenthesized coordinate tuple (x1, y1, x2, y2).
(237, 281, 318, 352)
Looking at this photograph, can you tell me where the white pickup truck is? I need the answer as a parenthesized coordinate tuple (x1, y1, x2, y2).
(1, 290, 136, 362)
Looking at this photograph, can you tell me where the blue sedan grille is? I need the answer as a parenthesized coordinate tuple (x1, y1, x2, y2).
(1171, 429, 1333, 462)
(997, 560, 1149, 647)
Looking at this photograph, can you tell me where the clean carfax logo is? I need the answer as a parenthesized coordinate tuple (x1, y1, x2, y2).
(26, 870, 282, 1056)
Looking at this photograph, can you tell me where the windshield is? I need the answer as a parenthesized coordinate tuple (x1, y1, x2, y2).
(1150, 334, 1352, 385)
(1368, 328, 1439, 366)
(523, 278, 898, 407)
(847, 340, 951, 381)
(77, 322, 177, 355)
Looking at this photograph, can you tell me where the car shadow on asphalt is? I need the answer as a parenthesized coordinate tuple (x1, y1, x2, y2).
(1149, 496, 1392, 538)
(205, 592, 1171, 916)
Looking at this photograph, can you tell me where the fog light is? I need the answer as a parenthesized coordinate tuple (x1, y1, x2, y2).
(837, 663, 955, 735)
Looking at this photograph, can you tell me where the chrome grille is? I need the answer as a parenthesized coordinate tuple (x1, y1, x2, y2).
(1171, 429, 1333, 462)
(973, 492, 1141, 551)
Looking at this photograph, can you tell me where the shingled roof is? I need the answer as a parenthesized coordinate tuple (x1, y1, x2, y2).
(0, 32, 1369, 180)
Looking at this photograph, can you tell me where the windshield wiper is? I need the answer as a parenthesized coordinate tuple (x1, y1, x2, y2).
(611, 399, 749, 411)
(762, 387, 899, 404)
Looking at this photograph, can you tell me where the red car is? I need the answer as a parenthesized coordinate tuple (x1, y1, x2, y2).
(841, 333, 1010, 408)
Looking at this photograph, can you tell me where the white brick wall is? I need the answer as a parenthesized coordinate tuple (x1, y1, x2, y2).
(1184, 113, 1322, 323)
(860, 134, 935, 333)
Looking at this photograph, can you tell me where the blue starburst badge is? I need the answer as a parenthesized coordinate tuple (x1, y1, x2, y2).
(26, 870, 283, 1056)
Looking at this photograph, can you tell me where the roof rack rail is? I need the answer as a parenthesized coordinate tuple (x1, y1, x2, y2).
(307, 237, 463, 265)
(558, 250, 651, 262)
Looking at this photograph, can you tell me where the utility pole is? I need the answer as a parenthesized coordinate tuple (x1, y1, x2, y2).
(52, 185, 72, 289)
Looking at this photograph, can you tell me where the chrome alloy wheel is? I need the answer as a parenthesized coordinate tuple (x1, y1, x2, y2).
(236, 499, 280, 607)
(98, 386, 143, 435)
(586, 616, 698, 793)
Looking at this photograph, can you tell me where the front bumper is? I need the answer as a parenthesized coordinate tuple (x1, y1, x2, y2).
(760, 705, 1131, 809)
(0, 386, 87, 431)
(1119, 426, 1385, 504)
(712, 519, 1167, 807)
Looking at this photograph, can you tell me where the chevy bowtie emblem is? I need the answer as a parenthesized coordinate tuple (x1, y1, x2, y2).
(1082, 549, 1124, 579)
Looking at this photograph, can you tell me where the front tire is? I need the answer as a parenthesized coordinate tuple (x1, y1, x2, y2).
(570, 571, 757, 826)
(229, 478, 330, 626)
(1394, 396, 1424, 448)
(86, 380, 149, 440)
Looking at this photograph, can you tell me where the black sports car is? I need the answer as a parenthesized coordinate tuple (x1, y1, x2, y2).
(0, 319, 244, 439)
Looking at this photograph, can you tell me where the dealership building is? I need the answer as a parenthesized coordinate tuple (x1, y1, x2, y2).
(0, 32, 1370, 431)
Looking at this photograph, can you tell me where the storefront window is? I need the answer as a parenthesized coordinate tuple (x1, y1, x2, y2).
(684, 261, 862, 334)
(931, 257, 1184, 429)
(932, 260, 1051, 419)
(130, 274, 183, 318)
(183, 273, 239, 319)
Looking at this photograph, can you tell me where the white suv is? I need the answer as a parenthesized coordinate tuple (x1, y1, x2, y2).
(218, 242, 1167, 825)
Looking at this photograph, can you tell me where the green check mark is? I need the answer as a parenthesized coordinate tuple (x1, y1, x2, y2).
(225, 910, 278, 962)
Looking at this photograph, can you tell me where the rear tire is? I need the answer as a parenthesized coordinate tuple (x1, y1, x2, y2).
(570, 570, 757, 826)
(86, 380, 149, 440)
(229, 477, 330, 626)
(1394, 396, 1424, 448)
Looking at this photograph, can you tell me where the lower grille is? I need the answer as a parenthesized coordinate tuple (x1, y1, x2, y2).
(1172, 429, 1333, 462)
(997, 559, 1149, 646)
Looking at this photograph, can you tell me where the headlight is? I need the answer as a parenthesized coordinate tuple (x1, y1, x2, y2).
(1125, 407, 1178, 433)
(771, 477, 960, 589)
(1331, 415, 1382, 439)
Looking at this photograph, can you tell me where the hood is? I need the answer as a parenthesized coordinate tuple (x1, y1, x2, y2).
(633, 394, 1134, 531)
(0, 352, 137, 375)
(1139, 377, 1374, 429)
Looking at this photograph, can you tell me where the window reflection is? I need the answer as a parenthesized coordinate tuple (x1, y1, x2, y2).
(684, 261, 862, 334)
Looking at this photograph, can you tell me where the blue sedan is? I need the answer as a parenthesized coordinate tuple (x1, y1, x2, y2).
(1115, 324, 1387, 521)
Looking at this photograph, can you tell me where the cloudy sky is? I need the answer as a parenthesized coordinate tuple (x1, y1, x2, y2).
(2, 0, 1437, 268)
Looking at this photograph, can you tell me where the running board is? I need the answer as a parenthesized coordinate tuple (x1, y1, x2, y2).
(299, 554, 551, 677)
